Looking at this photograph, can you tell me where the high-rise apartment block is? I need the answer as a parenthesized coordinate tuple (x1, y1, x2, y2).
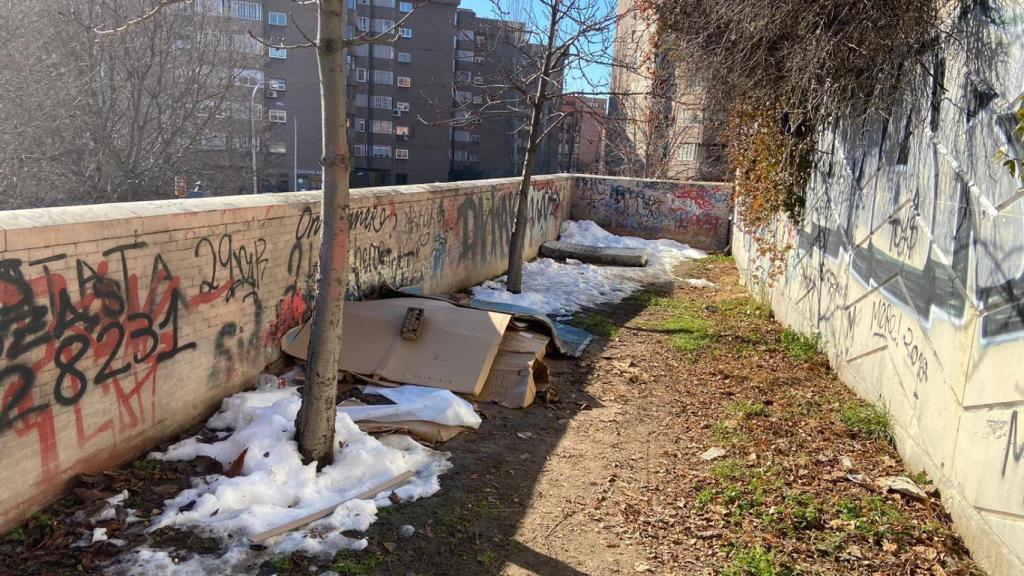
(606, 0, 726, 181)
(223, 0, 557, 192)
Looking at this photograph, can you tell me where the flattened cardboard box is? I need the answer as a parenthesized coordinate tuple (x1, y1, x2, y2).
(282, 298, 511, 395)
(475, 329, 551, 408)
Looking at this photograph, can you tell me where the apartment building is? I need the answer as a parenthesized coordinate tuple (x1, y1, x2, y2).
(558, 95, 607, 174)
(606, 0, 726, 181)
(225, 0, 557, 191)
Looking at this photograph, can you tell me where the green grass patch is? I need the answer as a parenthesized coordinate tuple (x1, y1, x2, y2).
(711, 421, 750, 446)
(718, 296, 773, 321)
(729, 401, 769, 418)
(569, 311, 619, 339)
(330, 549, 383, 575)
(711, 459, 744, 481)
(722, 544, 794, 576)
(838, 401, 892, 443)
(780, 328, 819, 363)
(835, 495, 907, 541)
(784, 491, 823, 530)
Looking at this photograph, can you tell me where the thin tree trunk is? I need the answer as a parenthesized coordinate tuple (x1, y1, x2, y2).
(505, 92, 548, 294)
(505, 0, 560, 294)
(296, 0, 350, 467)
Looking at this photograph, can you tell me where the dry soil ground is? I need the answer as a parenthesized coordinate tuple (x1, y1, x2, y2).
(0, 257, 983, 576)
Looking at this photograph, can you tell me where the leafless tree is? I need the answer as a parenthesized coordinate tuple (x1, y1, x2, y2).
(429, 0, 629, 293)
(0, 0, 263, 209)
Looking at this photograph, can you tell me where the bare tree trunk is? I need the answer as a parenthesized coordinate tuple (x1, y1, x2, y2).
(505, 0, 560, 294)
(505, 91, 548, 294)
(296, 0, 350, 466)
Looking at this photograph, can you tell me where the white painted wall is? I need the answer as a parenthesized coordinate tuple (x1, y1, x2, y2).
(734, 3, 1024, 574)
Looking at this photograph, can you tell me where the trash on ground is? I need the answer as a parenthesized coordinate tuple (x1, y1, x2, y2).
(475, 328, 551, 408)
(398, 524, 416, 538)
(338, 384, 482, 428)
(877, 475, 929, 501)
(282, 298, 510, 395)
(683, 278, 717, 288)
(700, 447, 728, 461)
(540, 239, 648, 267)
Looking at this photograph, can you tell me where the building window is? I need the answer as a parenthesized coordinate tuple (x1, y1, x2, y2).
(348, 0, 356, 8)
(456, 70, 472, 83)
(397, 52, 412, 63)
(346, 25, 355, 39)
(268, 78, 286, 91)
(469, 152, 479, 162)
(268, 11, 287, 26)
(268, 142, 287, 154)
(269, 47, 287, 59)
(453, 130, 471, 142)
(371, 119, 393, 134)
(453, 149, 467, 161)
(396, 126, 410, 137)
(371, 95, 393, 109)
(356, 118, 366, 132)
(352, 43, 369, 56)
(395, 101, 410, 112)
(356, 67, 367, 82)
(358, 0, 369, 4)
(470, 134, 481, 143)
(397, 76, 411, 87)
(455, 90, 472, 104)
(372, 19, 395, 33)
(399, 27, 413, 38)
(231, 1, 262, 21)
(353, 143, 367, 156)
(473, 75, 483, 85)
(456, 50, 474, 61)
(399, 1, 413, 12)
(371, 145, 391, 158)
(357, 16, 369, 31)
(395, 173, 408, 184)
(679, 143, 697, 161)
(373, 70, 394, 84)
(395, 148, 409, 159)
(372, 44, 394, 59)
(268, 109, 287, 123)
(373, 0, 395, 6)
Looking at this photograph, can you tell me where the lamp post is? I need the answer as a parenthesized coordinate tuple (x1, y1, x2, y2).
(250, 81, 261, 194)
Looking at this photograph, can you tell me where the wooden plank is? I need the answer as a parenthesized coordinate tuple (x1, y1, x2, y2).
(250, 469, 416, 544)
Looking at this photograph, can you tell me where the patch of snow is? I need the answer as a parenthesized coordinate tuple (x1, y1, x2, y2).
(92, 527, 109, 543)
(112, 385, 455, 574)
(472, 221, 705, 318)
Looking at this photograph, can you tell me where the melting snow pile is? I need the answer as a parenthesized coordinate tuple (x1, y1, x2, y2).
(113, 385, 471, 575)
(472, 220, 706, 318)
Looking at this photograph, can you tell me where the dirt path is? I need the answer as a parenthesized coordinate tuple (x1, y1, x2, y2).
(1, 257, 982, 576)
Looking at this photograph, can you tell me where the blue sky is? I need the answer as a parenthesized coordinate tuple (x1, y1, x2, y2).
(457, 0, 612, 93)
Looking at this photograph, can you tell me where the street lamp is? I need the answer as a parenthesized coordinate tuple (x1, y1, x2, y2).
(249, 81, 261, 194)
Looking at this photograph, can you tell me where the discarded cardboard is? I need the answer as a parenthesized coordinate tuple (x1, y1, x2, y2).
(540, 240, 648, 267)
(475, 329, 551, 408)
(356, 420, 463, 445)
(282, 298, 510, 395)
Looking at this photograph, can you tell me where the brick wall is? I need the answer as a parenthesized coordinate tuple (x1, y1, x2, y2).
(0, 175, 575, 532)
(0, 173, 727, 532)
(570, 175, 732, 251)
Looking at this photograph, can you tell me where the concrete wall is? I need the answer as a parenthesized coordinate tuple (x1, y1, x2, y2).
(571, 175, 732, 251)
(0, 174, 574, 532)
(733, 3, 1024, 574)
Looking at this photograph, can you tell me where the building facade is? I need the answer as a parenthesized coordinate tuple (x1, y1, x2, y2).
(558, 95, 607, 174)
(224, 0, 557, 192)
(606, 0, 726, 182)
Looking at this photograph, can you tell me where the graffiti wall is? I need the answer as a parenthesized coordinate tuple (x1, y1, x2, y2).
(734, 3, 1024, 574)
(571, 175, 732, 251)
(0, 175, 573, 532)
